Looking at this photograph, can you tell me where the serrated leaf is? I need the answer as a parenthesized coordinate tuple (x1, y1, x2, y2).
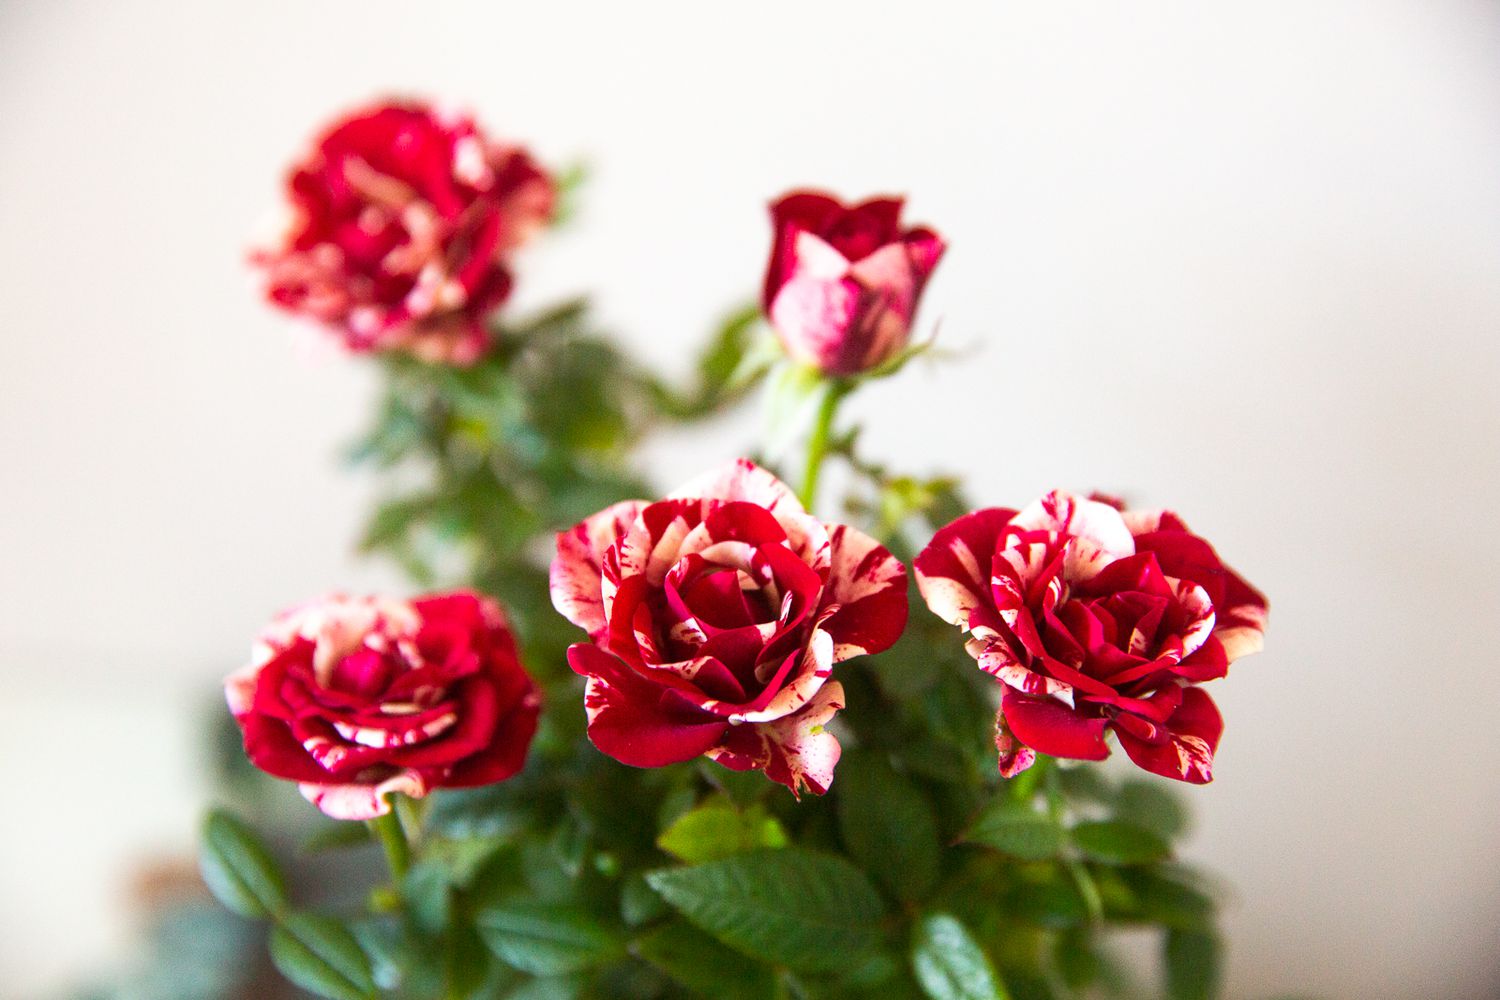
(1072, 821, 1170, 865)
(199, 809, 287, 920)
(836, 752, 941, 901)
(1164, 929, 1222, 1000)
(657, 799, 788, 864)
(269, 914, 377, 1000)
(633, 921, 775, 999)
(911, 913, 1008, 1000)
(963, 801, 1064, 862)
(478, 902, 623, 976)
(645, 849, 884, 973)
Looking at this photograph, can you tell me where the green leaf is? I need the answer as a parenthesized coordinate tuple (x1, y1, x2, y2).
(1123, 869, 1218, 932)
(506, 976, 585, 1000)
(1115, 779, 1189, 840)
(269, 914, 378, 1000)
(402, 859, 452, 936)
(477, 902, 624, 976)
(645, 848, 885, 973)
(963, 801, 1064, 862)
(836, 752, 941, 901)
(1072, 821, 1171, 865)
(199, 809, 287, 920)
(301, 821, 373, 854)
(910, 913, 1008, 1000)
(1164, 929, 1222, 1000)
(657, 799, 788, 864)
(633, 921, 776, 999)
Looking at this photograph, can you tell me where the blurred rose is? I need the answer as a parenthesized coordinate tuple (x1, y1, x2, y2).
(916, 491, 1266, 782)
(762, 191, 945, 376)
(252, 101, 554, 363)
(550, 459, 907, 795)
(226, 592, 540, 819)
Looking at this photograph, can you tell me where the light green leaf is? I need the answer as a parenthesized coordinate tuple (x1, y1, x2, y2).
(645, 849, 884, 973)
(269, 914, 378, 1000)
(963, 800, 1064, 862)
(1072, 821, 1171, 865)
(199, 809, 287, 920)
(657, 799, 788, 864)
(1164, 929, 1222, 1000)
(836, 752, 941, 901)
(911, 913, 1008, 1000)
(478, 902, 624, 976)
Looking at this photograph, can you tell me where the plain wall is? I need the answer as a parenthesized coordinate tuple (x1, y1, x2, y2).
(3, 2, 1499, 997)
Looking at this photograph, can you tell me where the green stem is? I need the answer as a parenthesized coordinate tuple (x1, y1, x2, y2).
(799, 380, 847, 510)
(367, 802, 411, 884)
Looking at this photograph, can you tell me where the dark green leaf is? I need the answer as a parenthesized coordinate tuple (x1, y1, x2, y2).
(645, 849, 884, 973)
(1164, 929, 1222, 1000)
(1072, 821, 1171, 865)
(963, 801, 1064, 862)
(836, 752, 941, 901)
(632, 921, 775, 999)
(620, 872, 671, 928)
(477, 902, 623, 976)
(269, 914, 377, 1000)
(658, 799, 788, 864)
(910, 913, 1008, 1000)
(199, 809, 286, 920)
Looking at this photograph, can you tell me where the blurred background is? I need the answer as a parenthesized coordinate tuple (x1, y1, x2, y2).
(3, 1, 1499, 997)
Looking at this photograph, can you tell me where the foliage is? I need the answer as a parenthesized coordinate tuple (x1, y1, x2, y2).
(202, 212, 1235, 1000)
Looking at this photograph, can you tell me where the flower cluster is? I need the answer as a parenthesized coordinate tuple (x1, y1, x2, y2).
(550, 460, 907, 795)
(225, 591, 540, 819)
(915, 491, 1267, 782)
(252, 101, 554, 363)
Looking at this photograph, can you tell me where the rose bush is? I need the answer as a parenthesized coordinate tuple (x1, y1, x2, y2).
(252, 101, 554, 363)
(225, 591, 540, 819)
(762, 190, 945, 376)
(550, 459, 908, 795)
(915, 491, 1267, 782)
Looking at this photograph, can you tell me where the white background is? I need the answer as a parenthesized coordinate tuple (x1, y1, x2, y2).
(3, 2, 1499, 997)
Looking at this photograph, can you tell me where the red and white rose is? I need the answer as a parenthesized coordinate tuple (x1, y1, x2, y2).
(225, 591, 540, 819)
(762, 191, 945, 376)
(550, 460, 908, 795)
(915, 492, 1266, 783)
(252, 100, 555, 364)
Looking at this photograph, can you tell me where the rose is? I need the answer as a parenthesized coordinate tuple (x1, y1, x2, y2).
(762, 191, 946, 376)
(225, 591, 540, 819)
(915, 491, 1266, 783)
(252, 100, 554, 364)
(549, 459, 907, 795)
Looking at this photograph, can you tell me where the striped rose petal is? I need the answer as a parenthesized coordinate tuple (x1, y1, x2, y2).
(917, 491, 1266, 784)
(551, 460, 907, 795)
(225, 591, 540, 821)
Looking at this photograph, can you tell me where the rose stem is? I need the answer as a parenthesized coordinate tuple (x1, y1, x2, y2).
(799, 379, 848, 509)
(368, 799, 411, 883)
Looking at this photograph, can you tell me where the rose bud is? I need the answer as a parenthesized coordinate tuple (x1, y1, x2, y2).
(915, 492, 1267, 783)
(550, 459, 908, 795)
(251, 100, 555, 364)
(225, 591, 541, 819)
(762, 191, 946, 377)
